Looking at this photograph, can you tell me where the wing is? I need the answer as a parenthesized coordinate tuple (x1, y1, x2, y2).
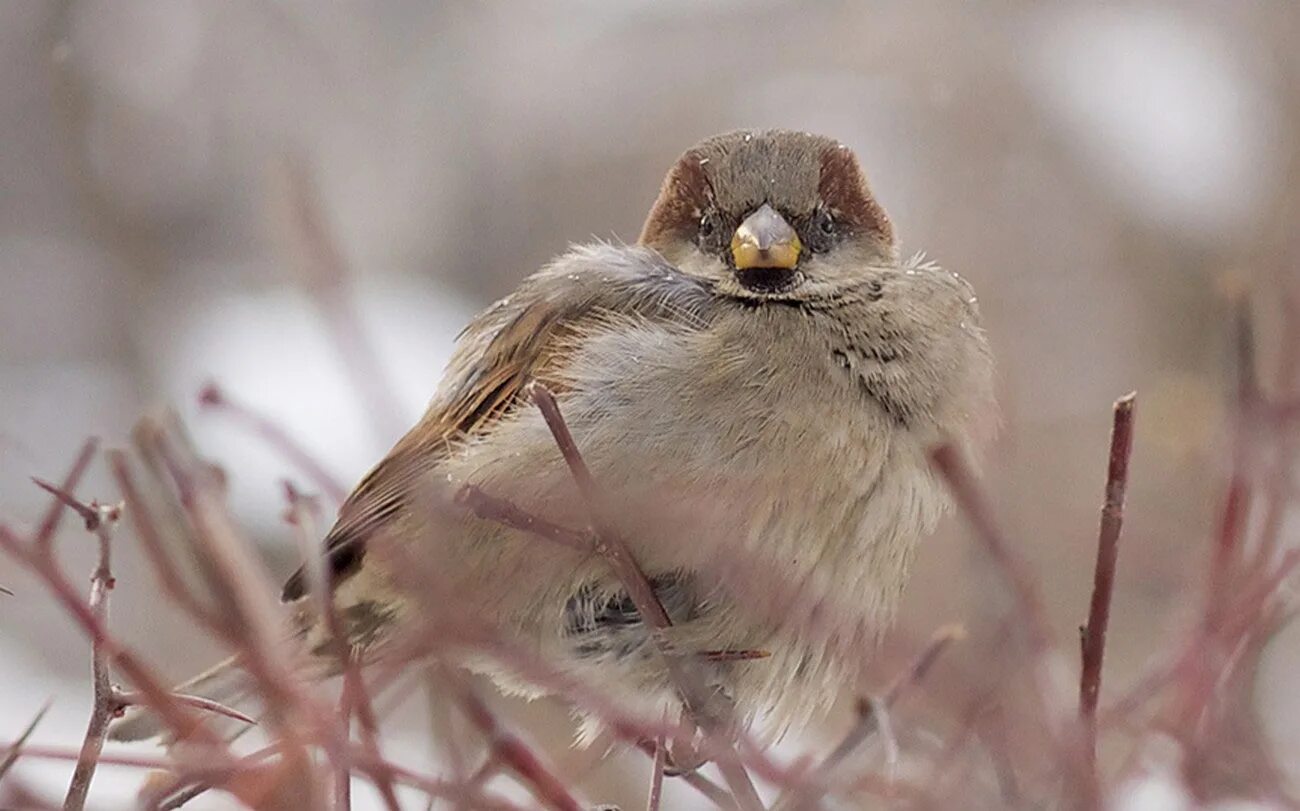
(281, 244, 715, 601)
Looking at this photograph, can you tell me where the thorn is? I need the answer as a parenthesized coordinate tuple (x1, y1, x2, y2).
(31, 477, 100, 530)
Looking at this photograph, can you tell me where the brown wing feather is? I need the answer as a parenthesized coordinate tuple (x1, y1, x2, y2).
(282, 246, 715, 602)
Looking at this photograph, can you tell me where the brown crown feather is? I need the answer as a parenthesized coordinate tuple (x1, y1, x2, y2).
(639, 130, 895, 257)
(817, 143, 894, 253)
(638, 150, 714, 249)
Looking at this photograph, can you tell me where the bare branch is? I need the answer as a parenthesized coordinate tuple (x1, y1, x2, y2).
(270, 157, 405, 440)
(773, 624, 965, 810)
(283, 484, 399, 811)
(199, 382, 349, 505)
(63, 492, 122, 811)
(0, 525, 222, 745)
(928, 442, 1091, 802)
(455, 484, 592, 551)
(529, 383, 765, 811)
(107, 449, 226, 633)
(829, 624, 965, 772)
(449, 672, 586, 811)
(928, 445, 1053, 651)
(30, 477, 101, 529)
(1079, 392, 1136, 771)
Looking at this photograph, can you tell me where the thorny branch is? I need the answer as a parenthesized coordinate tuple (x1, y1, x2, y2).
(53, 483, 121, 811)
(9, 285, 1300, 809)
(2, 450, 267, 808)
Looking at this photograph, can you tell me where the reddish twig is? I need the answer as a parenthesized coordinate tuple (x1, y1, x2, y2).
(828, 624, 965, 772)
(455, 485, 592, 552)
(0, 525, 232, 743)
(1168, 306, 1261, 742)
(634, 740, 734, 809)
(1079, 392, 1137, 771)
(449, 673, 585, 811)
(156, 782, 212, 811)
(928, 445, 1053, 651)
(283, 484, 399, 811)
(529, 383, 765, 811)
(928, 443, 1090, 803)
(107, 449, 225, 631)
(142, 423, 328, 761)
(1254, 292, 1300, 564)
(199, 382, 349, 505)
(272, 157, 405, 441)
(529, 384, 674, 630)
(1207, 305, 1259, 606)
(773, 624, 965, 810)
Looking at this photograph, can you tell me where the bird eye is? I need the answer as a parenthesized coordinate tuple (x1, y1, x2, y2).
(819, 211, 836, 235)
(698, 213, 716, 239)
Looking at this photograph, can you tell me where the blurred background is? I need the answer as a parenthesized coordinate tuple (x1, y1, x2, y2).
(2, 1, 1299, 807)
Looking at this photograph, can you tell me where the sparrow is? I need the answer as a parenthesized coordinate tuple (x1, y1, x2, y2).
(113, 129, 993, 744)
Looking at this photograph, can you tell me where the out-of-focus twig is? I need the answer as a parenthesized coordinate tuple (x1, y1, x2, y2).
(455, 485, 591, 552)
(633, 739, 733, 809)
(529, 384, 675, 630)
(283, 483, 399, 811)
(271, 157, 405, 442)
(928, 445, 1053, 651)
(928, 442, 1091, 804)
(1079, 392, 1136, 771)
(449, 672, 586, 811)
(117, 693, 256, 728)
(530, 383, 765, 811)
(1254, 291, 1300, 564)
(107, 449, 225, 632)
(454, 384, 764, 807)
(1206, 305, 1259, 608)
(199, 382, 349, 505)
(828, 625, 964, 773)
(773, 624, 964, 811)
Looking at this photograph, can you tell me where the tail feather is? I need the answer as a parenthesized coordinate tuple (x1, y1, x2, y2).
(109, 656, 254, 742)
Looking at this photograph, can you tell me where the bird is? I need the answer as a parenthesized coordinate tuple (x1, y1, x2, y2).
(112, 129, 994, 745)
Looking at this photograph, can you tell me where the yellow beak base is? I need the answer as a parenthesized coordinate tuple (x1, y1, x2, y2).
(730, 204, 802, 270)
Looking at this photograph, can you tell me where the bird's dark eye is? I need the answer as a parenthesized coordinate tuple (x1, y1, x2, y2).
(807, 208, 837, 253)
(698, 212, 716, 239)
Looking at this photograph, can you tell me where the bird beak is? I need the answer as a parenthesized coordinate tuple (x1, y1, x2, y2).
(731, 204, 802, 270)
